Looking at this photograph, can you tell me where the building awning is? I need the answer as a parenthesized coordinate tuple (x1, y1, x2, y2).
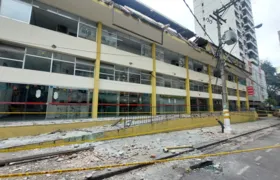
(112, 0, 196, 39)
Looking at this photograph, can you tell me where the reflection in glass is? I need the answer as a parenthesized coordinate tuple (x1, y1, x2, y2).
(52, 61, 74, 75)
(78, 23, 97, 41)
(0, 0, 32, 23)
(0, 59, 22, 68)
(25, 56, 51, 72)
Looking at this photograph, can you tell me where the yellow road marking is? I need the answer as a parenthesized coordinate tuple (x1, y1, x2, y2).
(0, 144, 280, 178)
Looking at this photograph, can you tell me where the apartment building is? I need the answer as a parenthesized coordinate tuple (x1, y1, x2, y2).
(0, 0, 249, 121)
(193, 0, 267, 106)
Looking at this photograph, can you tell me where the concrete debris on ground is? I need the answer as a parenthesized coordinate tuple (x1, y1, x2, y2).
(0, 118, 278, 180)
(0, 125, 119, 149)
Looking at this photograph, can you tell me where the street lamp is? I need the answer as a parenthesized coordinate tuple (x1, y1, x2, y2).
(254, 23, 263, 29)
(244, 23, 263, 33)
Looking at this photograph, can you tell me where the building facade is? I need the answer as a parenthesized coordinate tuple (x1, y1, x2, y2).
(193, 0, 267, 106)
(246, 60, 268, 107)
(0, 0, 249, 121)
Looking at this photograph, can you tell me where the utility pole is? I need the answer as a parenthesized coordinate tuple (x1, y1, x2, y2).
(210, 0, 239, 133)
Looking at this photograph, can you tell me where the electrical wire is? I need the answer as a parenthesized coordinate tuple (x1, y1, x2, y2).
(182, 0, 215, 44)
(193, 0, 218, 10)
(222, 42, 265, 89)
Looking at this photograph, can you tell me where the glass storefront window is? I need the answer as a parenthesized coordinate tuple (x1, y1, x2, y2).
(157, 74, 185, 90)
(191, 98, 208, 112)
(141, 72, 151, 85)
(0, 43, 25, 68)
(0, 0, 32, 23)
(100, 63, 114, 80)
(0, 83, 48, 121)
(228, 88, 237, 96)
(239, 77, 246, 86)
(78, 23, 97, 41)
(229, 100, 237, 111)
(189, 58, 207, 74)
(240, 101, 246, 111)
(0, 43, 25, 59)
(52, 60, 74, 75)
(129, 74, 140, 84)
(52, 52, 75, 75)
(157, 95, 185, 114)
(141, 45, 152, 58)
(53, 53, 75, 62)
(213, 99, 222, 111)
(240, 90, 246, 97)
(157, 47, 185, 67)
(75, 58, 94, 78)
(27, 48, 52, 58)
(156, 75, 165, 87)
(117, 32, 142, 55)
(98, 91, 118, 117)
(190, 81, 208, 92)
(0, 59, 22, 68)
(228, 72, 235, 82)
(102, 29, 117, 48)
(115, 71, 128, 82)
(212, 85, 222, 94)
(25, 56, 51, 72)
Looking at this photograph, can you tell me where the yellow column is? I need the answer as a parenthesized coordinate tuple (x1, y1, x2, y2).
(226, 79, 229, 108)
(208, 65, 214, 112)
(235, 76, 241, 111)
(92, 22, 102, 118)
(246, 88, 250, 110)
(151, 43, 157, 116)
(185, 57, 191, 114)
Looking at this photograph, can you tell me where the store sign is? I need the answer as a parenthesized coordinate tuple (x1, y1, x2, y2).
(247, 86, 254, 96)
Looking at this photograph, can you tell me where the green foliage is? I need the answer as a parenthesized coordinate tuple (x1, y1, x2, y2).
(261, 61, 280, 98)
(265, 98, 277, 106)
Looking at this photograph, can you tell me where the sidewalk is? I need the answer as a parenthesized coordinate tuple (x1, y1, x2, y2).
(0, 118, 278, 180)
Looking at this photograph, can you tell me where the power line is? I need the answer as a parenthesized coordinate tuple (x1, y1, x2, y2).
(222, 43, 265, 89)
(182, 0, 215, 44)
(193, 0, 218, 10)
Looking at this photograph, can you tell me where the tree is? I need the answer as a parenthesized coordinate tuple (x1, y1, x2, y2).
(265, 98, 277, 106)
(261, 61, 280, 99)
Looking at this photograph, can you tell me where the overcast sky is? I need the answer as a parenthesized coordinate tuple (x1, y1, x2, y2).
(139, 0, 280, 67)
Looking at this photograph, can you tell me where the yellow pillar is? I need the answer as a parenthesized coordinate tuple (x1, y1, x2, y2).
(92, 22, 102, 118)
(245, 87, 250, 110)
(235, 76, 241, 111)
(185, 57, 191, 114)
(151, 43, 157, 116)
(226, 79, 229, 108)
(208, 65, 214, 112)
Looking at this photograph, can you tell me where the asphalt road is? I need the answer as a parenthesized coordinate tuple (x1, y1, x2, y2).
(183, 128, 280, 180)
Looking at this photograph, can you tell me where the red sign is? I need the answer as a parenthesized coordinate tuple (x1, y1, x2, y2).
(247, 86, 254, 96)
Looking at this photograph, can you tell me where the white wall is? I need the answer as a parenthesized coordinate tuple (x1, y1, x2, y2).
(239, 84, 247, 91)
(228, 96, 238, 101)
(212, 94, 222, 99)
(0, 17, 97, 59)
(190, 91, 209, 99)
(157, 86, 186, 97)
(101, 45, 153, 72)
(227, 81, 237, 89)
(189, 70, 209, 83)
(156, 61, 186, 78)
(100, 79, 151, 94)
(0, 13, 248, 102)
(0, 67, 94, 89)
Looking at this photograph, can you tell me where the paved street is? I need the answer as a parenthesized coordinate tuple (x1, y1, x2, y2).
(184, 128, 280, 180)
